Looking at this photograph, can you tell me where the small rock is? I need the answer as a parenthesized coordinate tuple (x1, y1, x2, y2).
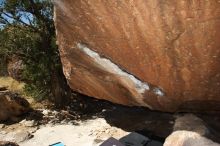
(0, 92, 30, 121)
(29, 127, 38, 133)
(68, 121, 73, 125)
(105, 129, 110, 134)
(48, 119, 58, 124)
(60, 119, 69, 124)
(0, 141, 19, 146)
(174, 114, 209, 136)
(20, 120, 37, 127)
(164, 131, 220, 146)
(13, 131, 33, 142)
(93, 139, 104, 144)
(52, 111, 58, 115)
(1, 130, 33, 143)
(0, 131, 7, 135)
(0, 124, 5, 129)
(48, 116, 55, 118)
(42, 109, 50, 116)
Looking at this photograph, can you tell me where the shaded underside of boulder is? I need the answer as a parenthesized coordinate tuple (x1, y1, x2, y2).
(54, 0, 220, 112)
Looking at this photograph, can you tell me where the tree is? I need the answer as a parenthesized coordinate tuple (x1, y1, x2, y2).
(0, 0, 71, 107)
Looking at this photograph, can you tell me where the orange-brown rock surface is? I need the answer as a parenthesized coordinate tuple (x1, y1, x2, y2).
(54, 0, 220, 112)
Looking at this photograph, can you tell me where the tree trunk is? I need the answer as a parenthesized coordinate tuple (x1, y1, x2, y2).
(50, 68, 71, 108)
(0, 56, 8, 76)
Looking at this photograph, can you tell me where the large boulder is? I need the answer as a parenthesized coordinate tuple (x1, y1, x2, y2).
(0, 91, 30, 121)
(54, 0, 220, 112)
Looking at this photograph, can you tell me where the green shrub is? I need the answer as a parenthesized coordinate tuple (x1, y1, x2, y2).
(0, 0, 71, 105)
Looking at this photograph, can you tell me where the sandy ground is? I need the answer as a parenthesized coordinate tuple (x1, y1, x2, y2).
(1, 77, 220, 146)
(18, 118, 128, 146)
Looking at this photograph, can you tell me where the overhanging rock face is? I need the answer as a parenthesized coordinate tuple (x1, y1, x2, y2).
(54, 0, 220, 112)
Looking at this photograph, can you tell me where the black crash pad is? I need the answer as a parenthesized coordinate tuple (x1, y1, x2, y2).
(100, 137, 125, 146)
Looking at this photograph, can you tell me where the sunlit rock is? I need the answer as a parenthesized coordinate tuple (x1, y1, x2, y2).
(54, 0, 220, 112)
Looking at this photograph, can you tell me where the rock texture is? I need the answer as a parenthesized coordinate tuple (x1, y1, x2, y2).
(54, 0, 220, 112)
(173, 114, 209, 136)
(164, 131, 220, 146)
(0, 141, 19, 146)
(0, 92, 30, 121)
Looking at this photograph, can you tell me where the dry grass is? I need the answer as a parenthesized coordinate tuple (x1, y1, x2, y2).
(0, 76, 25, 94)
(0, 76, 51, 108)
(0, 76, 37, 106)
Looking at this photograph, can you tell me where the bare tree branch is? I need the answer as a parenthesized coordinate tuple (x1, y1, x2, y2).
(1, 11, 40, 32)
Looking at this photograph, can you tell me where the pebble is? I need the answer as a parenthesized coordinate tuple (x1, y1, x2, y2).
(105, 129, 110, 134)
(20, 120, 37, 127)
(0, 131, 7, 135)
(42, 109, 50, 116)
(169, 121, 174, 124)
(61, 119, 69, 124)
(0, 124, 5, 128)
(52, 111, 58, 115)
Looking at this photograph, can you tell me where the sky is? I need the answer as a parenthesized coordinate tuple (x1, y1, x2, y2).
(0, 0, 34, 28)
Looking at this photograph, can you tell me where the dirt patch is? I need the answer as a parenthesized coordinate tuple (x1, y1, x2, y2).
(19, 118, 128, 146)
(1, 92, 220, 145)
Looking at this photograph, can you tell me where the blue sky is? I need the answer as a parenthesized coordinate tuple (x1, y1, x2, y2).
(0, 0, 33, 27)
